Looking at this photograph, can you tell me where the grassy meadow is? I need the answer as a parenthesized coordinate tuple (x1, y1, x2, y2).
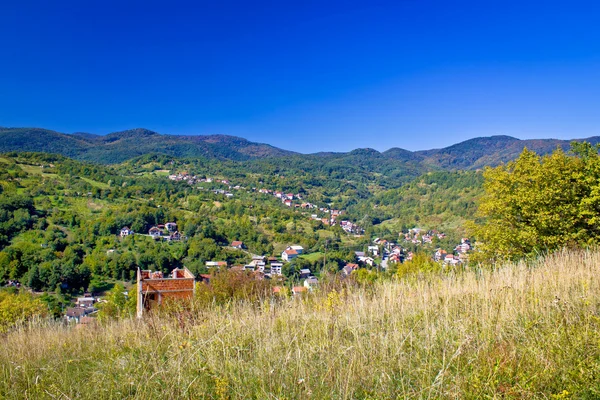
(2, 250, 600, 399)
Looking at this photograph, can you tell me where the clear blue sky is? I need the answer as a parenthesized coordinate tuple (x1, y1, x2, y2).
(1, 0, 600, 153)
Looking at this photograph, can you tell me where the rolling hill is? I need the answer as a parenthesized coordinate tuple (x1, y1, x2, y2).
(1, 127, 598, 170)
(0, 127, 295, 163)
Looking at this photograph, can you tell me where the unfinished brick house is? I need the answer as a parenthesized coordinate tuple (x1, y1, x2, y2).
(136, 267, 196, 318)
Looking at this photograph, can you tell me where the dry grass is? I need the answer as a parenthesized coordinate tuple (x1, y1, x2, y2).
(2, 250, 600, 399)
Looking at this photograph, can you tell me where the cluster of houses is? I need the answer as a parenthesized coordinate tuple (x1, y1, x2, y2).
(371, 237, 407, 264)
(204, 244, 321, 295)
(65, 295, 97, 324)
(205, 245, 306, 278)
(168, 173, 241, 197)
(168, 173, 230, 186)
(433, 238, 472, 266)
(339, 220, 364, 235)
(309, 209, 355, 229)
(119, 222, 186, 242)
(403, 228, 446, 245)
(148, 222, 185, 241)
(257, 189, 304, 207)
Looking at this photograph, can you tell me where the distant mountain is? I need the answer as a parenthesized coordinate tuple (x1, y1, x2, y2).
(416, 135, 600, 170)
(0, 127, 598, 170)
(0, 127, 295, 163)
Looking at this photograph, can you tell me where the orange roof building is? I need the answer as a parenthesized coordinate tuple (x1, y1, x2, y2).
(136, 267, 195, 318)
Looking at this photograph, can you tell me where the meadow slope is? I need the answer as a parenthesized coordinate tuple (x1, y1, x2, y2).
(2, 250, 600, 399)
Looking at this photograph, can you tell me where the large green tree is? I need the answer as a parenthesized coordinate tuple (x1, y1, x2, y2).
(470, 143, 600, 263)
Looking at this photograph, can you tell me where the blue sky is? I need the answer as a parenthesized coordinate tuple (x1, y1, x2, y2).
(1, 0, 600, 153)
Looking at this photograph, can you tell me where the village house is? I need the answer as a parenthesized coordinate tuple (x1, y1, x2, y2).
(149, 226, 162, 238)
(299, 268, 312, 279)
(76, 297, 95, 308)
(120, 227, 134, 237)
(282, 248, 298, 261)
(165, 222, 177, 232)
(358, 256, 375, 266)
(434, 249, 448, 262)
(231, 241, 245, 249)
(65, 307, 86, 323)
(342, 263, 359, 277)
(206, 261, 227, 268)
(304, 277, 319, 291)
(136, 267, 195, 318)
(368, 245, 379, 256)
(292, 286, 308, 296)
(289, 245, 304, 254)
(167, 231, 181, 241)
(270, 262, 283, 275)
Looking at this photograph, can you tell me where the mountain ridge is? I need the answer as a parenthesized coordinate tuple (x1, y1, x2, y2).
(0, 126, 598, 169)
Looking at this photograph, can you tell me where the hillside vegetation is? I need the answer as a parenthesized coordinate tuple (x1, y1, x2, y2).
(1, 250, 599, 398)
(2, 126, 600, 170)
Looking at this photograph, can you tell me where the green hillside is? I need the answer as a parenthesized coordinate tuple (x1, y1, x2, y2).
(2, 127, 599, 171)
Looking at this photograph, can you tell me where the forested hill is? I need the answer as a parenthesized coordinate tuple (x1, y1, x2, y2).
(413, 135, 600, 170)
(1, 127, 599, 169)
(0, 128, 295, 163)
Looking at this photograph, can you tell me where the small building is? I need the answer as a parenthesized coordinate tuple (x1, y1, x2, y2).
(282, 249, 298, 262)
(289, 245, 304, 254)
(292, 286, 308, 296)
(342, 263, 359, 277)
(65, 307, 86, 323)
(165, 222, 177, 232)
(367, 245, 379, 256)
(169, 231, 182, 241)
(76, 297, 95, 308)
(270, 262, 283, 275)
(149, 226, 162, 238)
(136, 268, 196, 318)
(206, 261, 228, 268)
(120, 227, 134, 237)
(303, 277, 318, 291)
(299, 268, 311, 279)
(231, 241, 245, 249)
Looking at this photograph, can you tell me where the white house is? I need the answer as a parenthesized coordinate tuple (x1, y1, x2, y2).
(289, 245, 304, 254)
(149, 226, 162, 238)
(120, 227, 134, 237)
(303, 277, 319, 291)
(282, 248, 298, 261)
(367, 245, 379, 256)
(270, 262, 283, 275)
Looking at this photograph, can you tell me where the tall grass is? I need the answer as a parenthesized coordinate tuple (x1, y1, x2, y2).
(2, 250, 600, 399)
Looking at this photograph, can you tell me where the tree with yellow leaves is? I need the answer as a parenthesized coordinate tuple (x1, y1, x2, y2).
(470, 143, 600, 263)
